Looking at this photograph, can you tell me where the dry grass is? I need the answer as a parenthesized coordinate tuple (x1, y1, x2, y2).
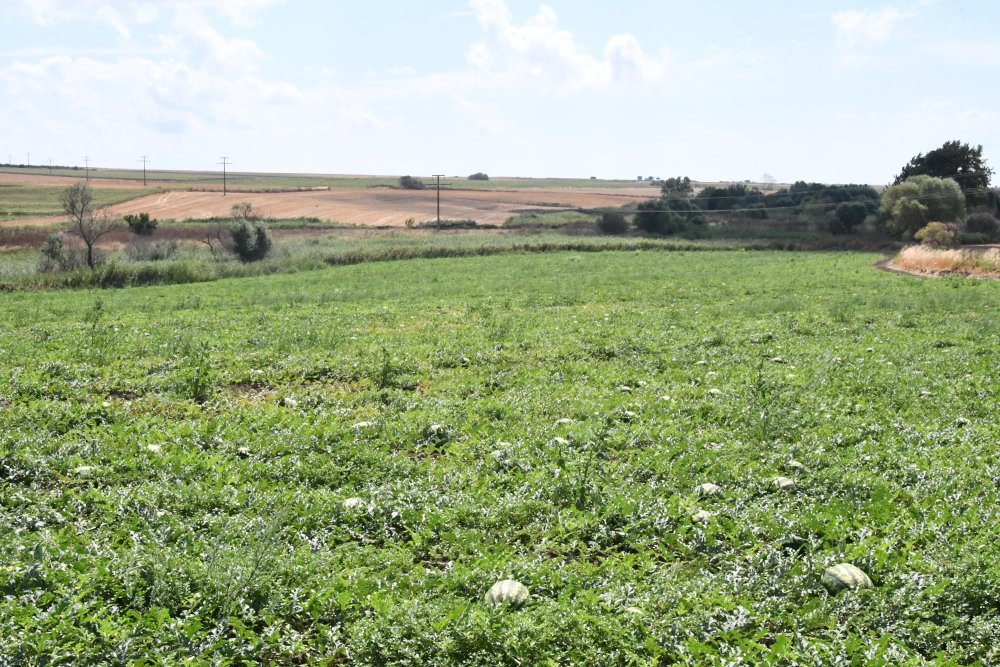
(890, 245, 1000, 278)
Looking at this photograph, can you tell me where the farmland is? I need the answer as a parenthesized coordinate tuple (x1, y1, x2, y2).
(2, 250, 999, 664)
(0, 169, 654, 227)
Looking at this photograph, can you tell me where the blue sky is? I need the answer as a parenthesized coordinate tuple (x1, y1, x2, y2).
(1, 0, 998, 184)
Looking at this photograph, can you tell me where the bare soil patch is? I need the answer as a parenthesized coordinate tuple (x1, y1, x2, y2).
(6, 184, 655, 228)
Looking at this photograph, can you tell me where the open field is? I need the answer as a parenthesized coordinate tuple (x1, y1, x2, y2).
(0, 171, 655, 227)
(0, 183, 160, 222)
(2, 250, 999, 664)
(0, 166, 657, 191)
(101, 186, 652, 227)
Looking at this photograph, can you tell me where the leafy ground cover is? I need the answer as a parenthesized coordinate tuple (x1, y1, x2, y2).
(1, 250, 998, 664)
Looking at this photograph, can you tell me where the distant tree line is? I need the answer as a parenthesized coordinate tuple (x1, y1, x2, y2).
(599, 140, 997, 243)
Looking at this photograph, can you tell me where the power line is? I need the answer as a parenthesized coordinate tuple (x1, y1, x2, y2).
(432, 174, 445, 223)
(218, 157, 230, 196)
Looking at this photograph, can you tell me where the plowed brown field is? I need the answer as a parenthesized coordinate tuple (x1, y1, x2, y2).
(1, 172, 653, 227)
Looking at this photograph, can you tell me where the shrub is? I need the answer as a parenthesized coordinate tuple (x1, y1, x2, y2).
(415, 219, 478, 229)
(399, 175, 426, 190)
(123, 212, 158, 235)
(828, 201, 868, 235)
(38, 233, 84, 273)
(468, 172, 489, 181)
(634, 198, 706, 236)
(230, 221, 273, 262)
(744, 202, 769, 219)
(596, 211, 628, 235)
(231, 202, 255, 221)
(126, 239, 179, 262)
(915, 222, 957, 248)
(964, 212, 999, 241)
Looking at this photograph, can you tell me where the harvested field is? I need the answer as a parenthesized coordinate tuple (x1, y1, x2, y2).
(0, 170, 654, 227)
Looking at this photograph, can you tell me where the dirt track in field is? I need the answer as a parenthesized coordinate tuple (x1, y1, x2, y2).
(1, 171, 655, 227)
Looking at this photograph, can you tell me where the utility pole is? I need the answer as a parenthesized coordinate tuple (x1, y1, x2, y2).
(218, 157, 230, 196)
(432, 174, 445, 223)
(139, 155, 149, 186)
(84, 156, 90, 181)
(26, 151, 30, 166)
(48, 158, 52, 175)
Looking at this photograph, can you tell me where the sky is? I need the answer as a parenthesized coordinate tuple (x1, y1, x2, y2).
(1, 0, 998, 184)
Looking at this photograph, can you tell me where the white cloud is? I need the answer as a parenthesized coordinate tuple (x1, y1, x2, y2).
(165, 9, 266, 77)
(832, 7, 911, 48)
(466, 0, 669, 91)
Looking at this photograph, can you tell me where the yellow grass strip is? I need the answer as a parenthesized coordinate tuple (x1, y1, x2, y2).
(889, 245, 1000, 278)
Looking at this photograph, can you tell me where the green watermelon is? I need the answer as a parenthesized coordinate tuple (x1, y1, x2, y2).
(822, 563, 873, 591)
(772, 476, 796, 490)
(695, 483, 722, 497)
(484, 579, 530, 607)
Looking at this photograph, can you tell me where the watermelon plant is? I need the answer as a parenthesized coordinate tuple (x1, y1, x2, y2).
(0, 249, 998, 664)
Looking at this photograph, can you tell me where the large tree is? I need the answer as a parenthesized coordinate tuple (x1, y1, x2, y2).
(879, 175, 965, 239)
(894, 140, 993, 192)
(61, 182, 118, 268)
(659, 176, 693, 198)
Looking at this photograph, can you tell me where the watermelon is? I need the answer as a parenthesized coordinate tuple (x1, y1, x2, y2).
(822, 563, 873, 591)
(772, 476, 795, 490)
(690, 509, 714, 523)
(695, 482, 722, 497)
(342, 497, 365, 510)
(484, 579, 530, 607)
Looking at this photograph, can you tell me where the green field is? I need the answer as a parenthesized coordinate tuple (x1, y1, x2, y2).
(2, 251, 998, 664)
(0, 184, 160, 222)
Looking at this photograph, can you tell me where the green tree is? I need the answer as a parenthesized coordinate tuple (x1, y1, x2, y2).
(660, 176, 692, 198)
(228, 202, 271, 262)
(894, 140, 993, 193)
(229, 221, 272, 262)
(399, 175, 425, 190)
(964, 212, 999, 241)
(828, 202, 868, 235)
(634, 198, 705, 235)
(123, 212, 157, 235)
(695, 183, 764, 211)
(880, 175, 965, 239)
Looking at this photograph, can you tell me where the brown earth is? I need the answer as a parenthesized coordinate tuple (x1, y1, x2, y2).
(1, 171, 654, 227)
